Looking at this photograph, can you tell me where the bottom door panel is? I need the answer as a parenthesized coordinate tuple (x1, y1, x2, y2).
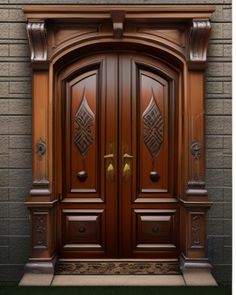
(132, 208, 179, 257)
(61, 209, 105, 255)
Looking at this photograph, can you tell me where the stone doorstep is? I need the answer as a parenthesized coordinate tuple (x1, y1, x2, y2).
(18, 273, 54, 286)
(182, 269, 218, 286)
(18, 271, 218, 286)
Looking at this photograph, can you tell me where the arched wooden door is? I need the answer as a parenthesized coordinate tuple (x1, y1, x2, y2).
(57, 52, 179, 259)
(24, 5, 214, 275)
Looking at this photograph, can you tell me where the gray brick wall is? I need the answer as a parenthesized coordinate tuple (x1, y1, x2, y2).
(0, 0, 231, 286)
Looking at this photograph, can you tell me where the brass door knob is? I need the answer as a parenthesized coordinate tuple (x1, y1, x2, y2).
(77, 171, 88, 182)
(123, 153, 133, 159)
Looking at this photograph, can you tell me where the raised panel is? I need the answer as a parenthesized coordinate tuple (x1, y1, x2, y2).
(62, 209, 104, 250)
(133, 209, 178, 251)
(137, 27, 186, 49)
(65, 69, 100, 196)
(138, 70, 169, 194)
(49, 23, 98, 50)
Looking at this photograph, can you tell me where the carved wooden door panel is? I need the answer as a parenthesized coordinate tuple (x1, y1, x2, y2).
(59, 54, 118, 258)
(59, 53, 179, 258)
(118, 54, 179, 258)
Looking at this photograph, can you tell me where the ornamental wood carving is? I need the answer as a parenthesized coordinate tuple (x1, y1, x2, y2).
(23, 5, 215, 275)
(55, 261, 180, 275)
(26, 21, 47, 62)
(33, 212, 47, 248)
(74, 94, 95, 157)
(143, 95, 164, 158)
(191, 215, 201, 246)
(189, 19, 211, 63)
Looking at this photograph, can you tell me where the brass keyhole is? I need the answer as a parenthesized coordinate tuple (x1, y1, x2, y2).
(123, 152, 133, 177)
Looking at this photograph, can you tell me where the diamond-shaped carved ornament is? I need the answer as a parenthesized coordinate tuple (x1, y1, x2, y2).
(74, 95, 95, 157)
(143, 96, 164, 158)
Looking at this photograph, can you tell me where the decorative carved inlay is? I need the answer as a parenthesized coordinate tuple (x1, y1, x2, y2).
(191, 215, 201, 246)
(74, 94, 95, 157)
(191, 141, 201, 160)
(36, 138, 46, 159)
(143, 95, 164, 158)
(189, 19, 211, 63)
(26, 21, 47, 62)
(55, 261, 180, 275)
(35, 214, 47, 247)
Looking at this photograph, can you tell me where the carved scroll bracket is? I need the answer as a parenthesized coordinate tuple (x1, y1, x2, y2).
(26, 20, 48, 68)
(189, 19, 211, 68)
(111, 10, 125, 39)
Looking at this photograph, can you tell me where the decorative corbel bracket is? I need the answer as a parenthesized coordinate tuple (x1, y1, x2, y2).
(26, 20, 48, 68)
(189, 19, 211, 68)
(110, 10, 125, 39)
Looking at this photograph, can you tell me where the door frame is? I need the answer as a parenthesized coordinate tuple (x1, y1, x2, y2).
(55, 52, 180, 259)
(23, 5, 215, 274)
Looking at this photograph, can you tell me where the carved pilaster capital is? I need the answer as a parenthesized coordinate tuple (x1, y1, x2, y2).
(189, 19, 211, 68)
(26, 20, 48, 67)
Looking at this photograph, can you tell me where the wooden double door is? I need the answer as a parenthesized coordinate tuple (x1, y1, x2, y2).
(59, 52, 179, 259)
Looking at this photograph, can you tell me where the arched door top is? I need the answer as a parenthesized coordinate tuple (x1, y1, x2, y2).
(24, 5, 214, 70)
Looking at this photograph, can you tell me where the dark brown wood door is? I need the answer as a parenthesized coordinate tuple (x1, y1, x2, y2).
(59, 52, 179, 259)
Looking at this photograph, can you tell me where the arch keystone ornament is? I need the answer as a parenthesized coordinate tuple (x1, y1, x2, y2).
(23, 5, 215, 278)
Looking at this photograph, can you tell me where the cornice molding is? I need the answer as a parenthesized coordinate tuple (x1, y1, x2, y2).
(22, 5, 215, 20)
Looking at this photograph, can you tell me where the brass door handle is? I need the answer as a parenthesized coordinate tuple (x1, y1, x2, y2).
(104, 153, 114, 177)
(123, 162, 131, 174)
(123, 152, 133, 176)
(104, 153, 114, 159)
(123, 153, 133, 159)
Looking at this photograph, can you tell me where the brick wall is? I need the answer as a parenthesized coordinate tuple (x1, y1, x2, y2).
(0, 0, 231, 285)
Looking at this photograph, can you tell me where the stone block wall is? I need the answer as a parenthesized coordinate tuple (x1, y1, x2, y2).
(0, 0, 231, 285)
